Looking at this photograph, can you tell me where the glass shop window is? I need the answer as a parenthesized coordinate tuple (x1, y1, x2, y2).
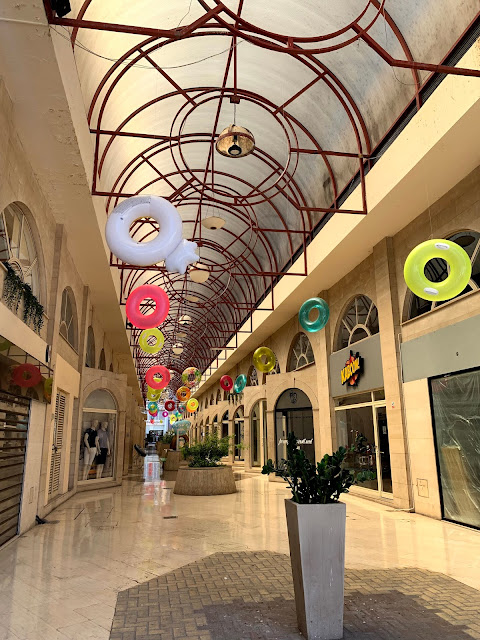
(431, 369, 480, 529)
(79, 389, 117, 482)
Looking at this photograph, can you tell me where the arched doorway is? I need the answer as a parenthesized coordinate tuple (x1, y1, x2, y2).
(251, 400, 267, 467)
(80, 389, 117, 482)
(221, 410, 228, 439)
(233, 406, 244, 461)
(275, 389, 314, 464)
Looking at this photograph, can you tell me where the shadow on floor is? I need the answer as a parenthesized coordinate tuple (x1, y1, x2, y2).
(110, 551, 480, 640)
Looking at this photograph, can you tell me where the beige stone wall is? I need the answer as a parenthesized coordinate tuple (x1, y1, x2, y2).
(193, 164, 480, 518)
(0, 78, 143, 528)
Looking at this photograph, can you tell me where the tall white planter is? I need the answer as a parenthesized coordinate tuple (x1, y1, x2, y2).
(285, 499, 346, 640)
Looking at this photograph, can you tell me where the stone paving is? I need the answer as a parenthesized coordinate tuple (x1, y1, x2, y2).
(109, 551, 480, 640)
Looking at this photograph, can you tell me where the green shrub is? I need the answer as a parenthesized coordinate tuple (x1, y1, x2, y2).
(182, 433, 232, 468)
(262, 432, 376, 504)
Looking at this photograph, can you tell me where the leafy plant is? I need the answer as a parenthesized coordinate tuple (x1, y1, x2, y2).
(2, 264, 44, 333)
(182, 432, 232, 468)
(22, 283, 44, 333)
(161, 431, 175, 444)
(3, 264, 23, 313)
(262, 432, 376, 504)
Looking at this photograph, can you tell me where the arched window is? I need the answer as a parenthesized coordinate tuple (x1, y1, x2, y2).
(287, 333, 315, 372)
(404, 230, 480, 321)
(223, 389, 228, 401)
(210, 393, 214, 406)
(216, 389, 222, 403)
(0, 202, 41, 298)
(336, 295, 379, 351)
(99, 349, 106, 370)
(85, 326, 96, 368)
(247, 365, 259, 386)
(212, 415, 218, 434)
(109, 363, 113, 372)
(59, 288, 78, 349)
(267, 360, 281, 376)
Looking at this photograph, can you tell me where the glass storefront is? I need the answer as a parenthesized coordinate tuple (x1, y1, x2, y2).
(233, 406, 244, 461)
(335, 390, 392, 496)
(79, 389, 117, 482)
(251, 400, 267, 467)
(275, 389, 314, 464)
(430, 369, 480, 529)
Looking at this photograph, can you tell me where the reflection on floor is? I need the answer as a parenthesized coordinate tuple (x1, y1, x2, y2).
(0, 458, 478, 639)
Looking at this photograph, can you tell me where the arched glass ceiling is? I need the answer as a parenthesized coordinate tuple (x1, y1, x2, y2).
(45, 0, 480, 396)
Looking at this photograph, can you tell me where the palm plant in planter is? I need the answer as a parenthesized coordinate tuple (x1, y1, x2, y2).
(262, 433, 375, 640)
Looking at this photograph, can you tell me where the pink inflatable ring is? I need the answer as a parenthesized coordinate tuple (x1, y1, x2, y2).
(126, 285, 169, 330)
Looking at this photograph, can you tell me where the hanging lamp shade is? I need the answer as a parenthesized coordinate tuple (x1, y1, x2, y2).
(202, 216, 225, 230)
(189, 264, 209, 283)
(216, 125, 255, 158)
(179, 315, 192, 326)
(172, 343, 184, 355)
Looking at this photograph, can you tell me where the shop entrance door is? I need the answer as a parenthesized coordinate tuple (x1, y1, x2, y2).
(275, 389, 314, 465)
(375, 407, 392, 495)
(335, 391, 392, 498)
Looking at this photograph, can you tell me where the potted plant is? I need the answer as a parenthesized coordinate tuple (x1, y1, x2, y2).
(173, 433, 236, 495)
(262, 432, 374, 640)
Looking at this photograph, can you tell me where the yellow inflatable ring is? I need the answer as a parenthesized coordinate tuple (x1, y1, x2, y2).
(147, 386, 162, 401)
(139, 328, 164, 354)
(253, 346, 276, 373)
(404, 239, 472, 302)
(186, 398, 199, 413)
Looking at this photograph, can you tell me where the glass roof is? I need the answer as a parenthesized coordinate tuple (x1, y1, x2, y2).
(52, 0, 479, 394)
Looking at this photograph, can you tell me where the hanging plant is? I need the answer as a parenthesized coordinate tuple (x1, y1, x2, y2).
(23, 283, 44, 333)
(2, 264, 23, 313)
(2, 263, 44, 333)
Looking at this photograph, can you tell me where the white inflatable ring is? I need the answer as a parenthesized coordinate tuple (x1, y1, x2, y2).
(106, 196, 182, 267)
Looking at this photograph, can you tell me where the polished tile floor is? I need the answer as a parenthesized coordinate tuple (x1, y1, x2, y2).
(0, 462, 479, 640)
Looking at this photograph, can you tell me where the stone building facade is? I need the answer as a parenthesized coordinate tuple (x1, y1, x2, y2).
(0, 78, 144, 544)
(192, 164, 480, 527)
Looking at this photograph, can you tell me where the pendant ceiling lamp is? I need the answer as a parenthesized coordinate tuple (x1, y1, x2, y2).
(172, 343, 184, 355)
(202, 216, 225, 230)
(179, 315, 192, 326)
(216, 125, 255, 158)
(189, 264, 209, 283)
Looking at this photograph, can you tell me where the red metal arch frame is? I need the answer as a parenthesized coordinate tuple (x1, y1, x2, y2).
(42, 1, 480, 398)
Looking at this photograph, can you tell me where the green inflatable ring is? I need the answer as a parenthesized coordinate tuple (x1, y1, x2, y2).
(404, 239, 471, 302)
(233, 374, 247, 394)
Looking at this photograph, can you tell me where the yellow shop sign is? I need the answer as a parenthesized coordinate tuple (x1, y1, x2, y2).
(340, 351, 363, 386)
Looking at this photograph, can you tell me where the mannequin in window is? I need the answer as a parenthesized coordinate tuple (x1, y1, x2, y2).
(96, 420, 111, 478)
(82, 419, 99, 480)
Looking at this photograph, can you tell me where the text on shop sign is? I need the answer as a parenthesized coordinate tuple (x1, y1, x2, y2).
(341, 351, 363, 386)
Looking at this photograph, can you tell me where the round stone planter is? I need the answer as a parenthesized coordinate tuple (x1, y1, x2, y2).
(173, 465, 237, 496)
(164, 450, 181, 471)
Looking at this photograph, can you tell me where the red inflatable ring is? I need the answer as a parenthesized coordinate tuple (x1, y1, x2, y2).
(165, 400, 175, 411)
(220, 375, 233, 391)
(12, 363, 42, 388)
(126, 285, 170, 330)
(145, 365, 170, 390)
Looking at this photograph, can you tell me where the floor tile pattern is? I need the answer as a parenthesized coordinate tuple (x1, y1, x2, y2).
(110, 551, 480, 640)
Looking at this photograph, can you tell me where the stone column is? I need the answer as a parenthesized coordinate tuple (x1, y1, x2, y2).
(373, 237, 412, 509)
(243, 415, 251, 470)
(265, 409, 276, 481)
(315, 290, 336, 455)
(227, 417, 235, 463)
